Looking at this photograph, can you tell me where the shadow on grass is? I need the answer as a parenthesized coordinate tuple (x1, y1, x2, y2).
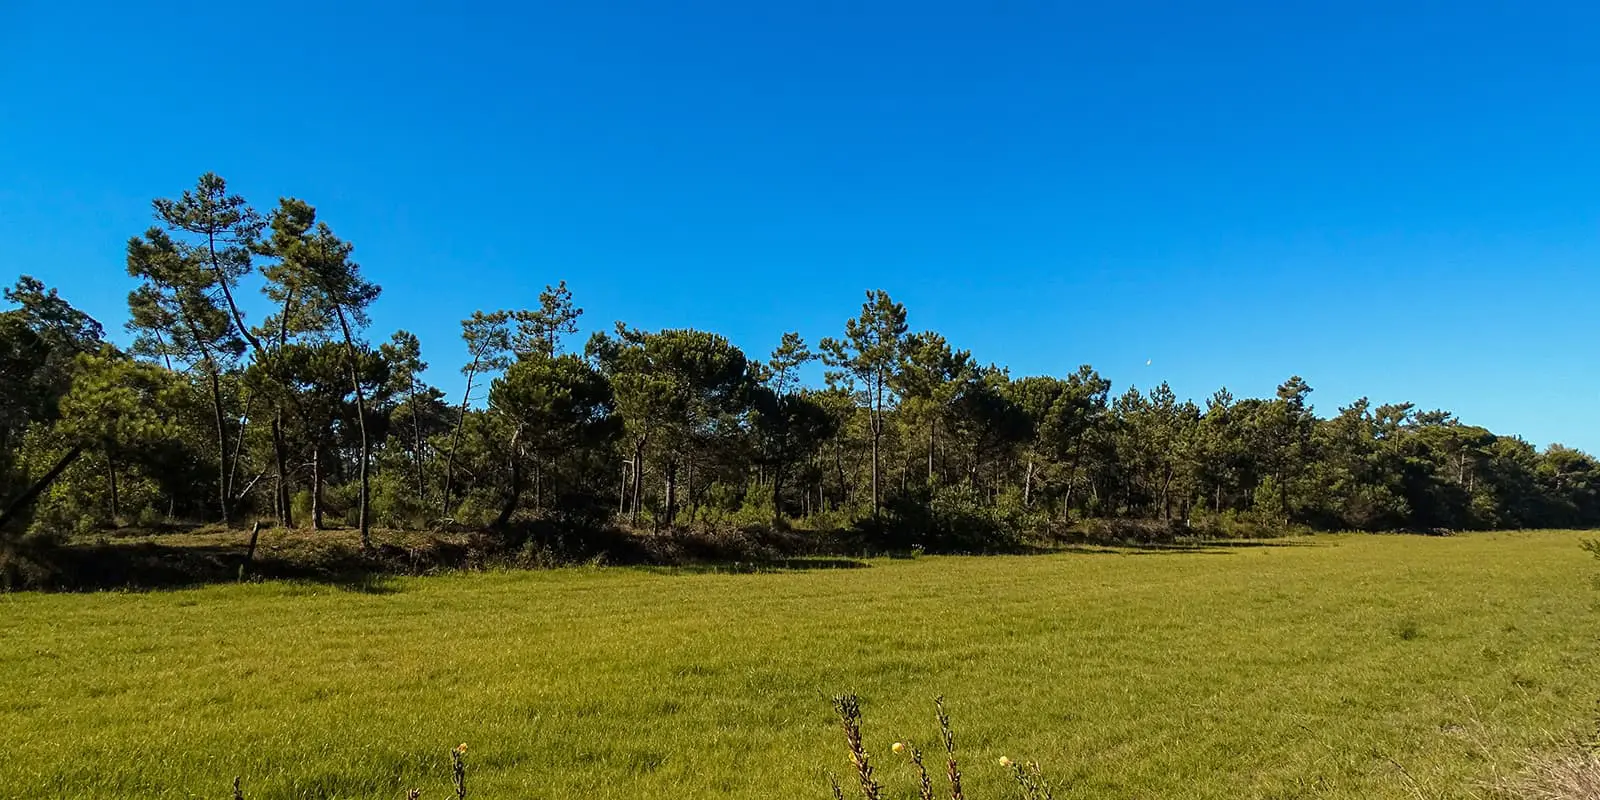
(28, 539, 434, 593)
(1047, 543, 1234, 556)
(20, 530, 870, 591)
(333, 575, 407, 594)
(642, 557, 871, 576)
(13, 522, 1313, 592)
(1199, 539, 1318, 548)
(1043, 537, 1320, 557)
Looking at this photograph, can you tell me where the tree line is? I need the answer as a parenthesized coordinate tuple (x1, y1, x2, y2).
(2, 174, 1596, 554)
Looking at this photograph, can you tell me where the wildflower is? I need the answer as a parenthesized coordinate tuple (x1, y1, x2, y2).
(456, 743, 468, 754)
(999, 756, 1013, 768)
(891, 742, 905, 754)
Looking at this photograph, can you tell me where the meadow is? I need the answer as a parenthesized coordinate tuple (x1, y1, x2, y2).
(2, 531, 1597, 799)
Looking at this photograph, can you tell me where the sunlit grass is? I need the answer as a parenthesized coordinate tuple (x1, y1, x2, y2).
(2, 531, 1596, 798)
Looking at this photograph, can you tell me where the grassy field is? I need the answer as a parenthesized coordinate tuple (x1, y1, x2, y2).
(2, 531, 1597, 799)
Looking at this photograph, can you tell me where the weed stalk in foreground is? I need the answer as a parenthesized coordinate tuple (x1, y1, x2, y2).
(835, 695, 1056, 800)
(892, 741, 935, 800)
(453, 743, 468, 799)
(936, 695, 966, 800)
(834, 694, 885, 799)
(829, 771, 846, 800)
(1002, 757, 1055, 800)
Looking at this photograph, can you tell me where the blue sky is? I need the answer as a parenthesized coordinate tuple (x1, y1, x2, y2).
(2, 1, 1596, 451)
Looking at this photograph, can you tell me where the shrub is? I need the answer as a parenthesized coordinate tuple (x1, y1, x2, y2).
(791, 506, 865, 535)
(1187, 509, 1298, 539)
(879, 485, 1026, 553)
(369, 471, 430, 530)
(289, 489, 314, 527)
(0, 533, 61, 590)
(1079, 517, 1186, 545)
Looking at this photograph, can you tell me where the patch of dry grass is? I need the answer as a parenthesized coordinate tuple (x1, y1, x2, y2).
(1498, 749, 1600, 799)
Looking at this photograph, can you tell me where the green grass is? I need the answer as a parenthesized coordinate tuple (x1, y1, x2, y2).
(2, 531, 1597, 799)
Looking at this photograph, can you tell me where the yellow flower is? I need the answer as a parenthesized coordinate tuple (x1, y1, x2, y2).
(998, 756, 1014, 768)
(455, 743, 469, 754)
(891, 742, 905, 754)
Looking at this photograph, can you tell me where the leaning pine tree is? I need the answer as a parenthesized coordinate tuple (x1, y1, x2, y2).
(263, 199, 382, 551)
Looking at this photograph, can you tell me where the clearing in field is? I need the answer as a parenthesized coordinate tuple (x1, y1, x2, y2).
(3, 531, 1596, 799)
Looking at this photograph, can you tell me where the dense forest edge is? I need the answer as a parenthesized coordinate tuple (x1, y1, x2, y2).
(3, 173, 1596, 589)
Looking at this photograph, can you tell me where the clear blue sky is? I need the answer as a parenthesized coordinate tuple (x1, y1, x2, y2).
(2, 1, 1596, 451)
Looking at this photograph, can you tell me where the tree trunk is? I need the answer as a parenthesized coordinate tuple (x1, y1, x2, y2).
(493, 425, 525, 530)
(198, 343, 232, 525)
(1161, 463, 1172, 523)
(207, 230, 263, 354)
(928, 420, 936, 485)
(630, 438, 646, 526)
(870, 418, 881, 520)
(240, 520, 262, 579)
(1277, 466, 1290, 524)
(772, 466, 786, 526)
(181, 312, 235, 526)
(664, 457, 678, 528)
(685, 462, 695, 525)
(207, 225, 291, 529)
(269, 293, 296, 528)
(1062, 446, 1083, 522)
(233, 469, 267, 506)
(272, 415, 294, 528)
(204, 234, 286, 526)
(411, 378, 427, 510)
(0, 446, 83, 530)
(353, 364, 373, 548)
(105, 447, 120, 524)
(833, 441, 846, 511)
(335, 307, 373, 552)
(228, 398, 252, 514)
(619, 459, 630, 516)
(311, 447, 325, 531)
(441, 358, 479, 517)
(152, 331, 174, 371)
(1023, 458, 1034, 507)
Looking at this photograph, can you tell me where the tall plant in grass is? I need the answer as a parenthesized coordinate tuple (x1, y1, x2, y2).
(829, 694, 1055, 800)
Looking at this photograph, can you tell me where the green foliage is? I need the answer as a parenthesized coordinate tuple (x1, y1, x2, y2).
(0, 276, 106, 479)
(485, 352, 619, 528)
(6, 172, 1596, 558)
(509, 281, 583, 358)
(822, 290, 909, 519)
(591, 325, 756, 527)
